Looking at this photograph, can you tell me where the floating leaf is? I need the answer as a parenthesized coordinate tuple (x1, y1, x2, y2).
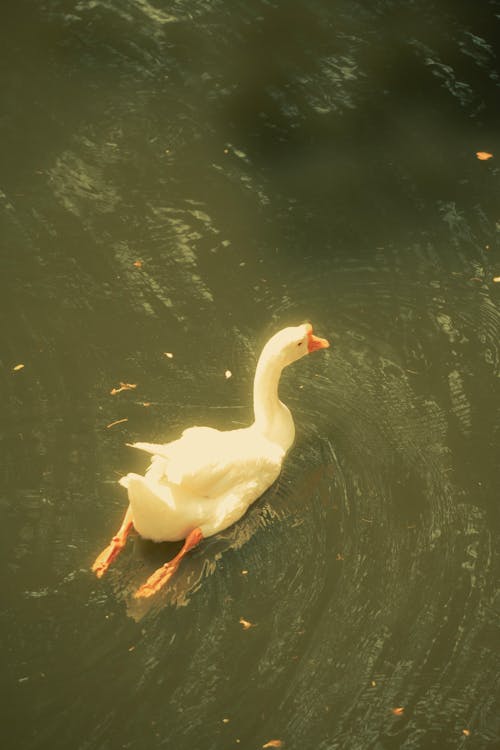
(239, 617, 254, 630)
(392, 707, 405, 716)
(493, 277, 500, 283)
(110, 382, 137, 395)
(225, 370, 232, 379)
(164, 352, 174, 359)
(476, 151, 493, 160)
(133, 260, 143, 268)
(106, 418, 129, 429)
(263, 741, 283, 749)
(462, 729, 471, 737)
(12, 364, 25, 372)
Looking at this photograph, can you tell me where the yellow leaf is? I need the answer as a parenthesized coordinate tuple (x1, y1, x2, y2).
(133, 260, 143, 268)
(239, 617, 254, 630)
(110, 382, 137, 395)
(263, 741, 283, 749)
(476, 151, 493, 160)
(392, 707, 404, 716)
(12, 364, 25, 372)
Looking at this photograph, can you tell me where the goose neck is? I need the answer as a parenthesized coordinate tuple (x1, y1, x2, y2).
(252, 349, 294, 450)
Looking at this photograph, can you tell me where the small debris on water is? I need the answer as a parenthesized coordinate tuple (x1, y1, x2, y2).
(239, 617, 254, 630)
(110, 382, 137, 395)
(106, 418, 129, 429)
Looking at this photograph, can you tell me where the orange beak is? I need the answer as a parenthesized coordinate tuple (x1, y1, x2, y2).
(306, 324, 330, 353)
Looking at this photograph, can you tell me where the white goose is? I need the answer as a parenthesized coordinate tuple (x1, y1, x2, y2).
(92, 323, 329, 597)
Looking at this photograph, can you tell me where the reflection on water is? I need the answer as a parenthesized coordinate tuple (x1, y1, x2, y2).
(2, 1, 500, 749)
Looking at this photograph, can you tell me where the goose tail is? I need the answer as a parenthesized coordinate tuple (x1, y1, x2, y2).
(120, 473, 181, 542)
(127, 441, 171, 457)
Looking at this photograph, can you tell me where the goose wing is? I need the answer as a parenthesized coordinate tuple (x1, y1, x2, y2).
(130, 426, 284, 498)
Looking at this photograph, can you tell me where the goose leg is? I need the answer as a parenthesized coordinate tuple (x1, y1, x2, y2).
(134, 527, 204, 599)
(92, 505, 134, 578)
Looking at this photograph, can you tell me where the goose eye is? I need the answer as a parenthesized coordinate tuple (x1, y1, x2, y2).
(297, 342, 303, 347)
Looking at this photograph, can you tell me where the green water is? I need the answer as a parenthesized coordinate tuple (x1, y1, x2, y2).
(2, 1, 499, 748)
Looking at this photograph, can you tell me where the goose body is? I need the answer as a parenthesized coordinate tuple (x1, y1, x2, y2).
(92, 322, 329, 596)
(122, 426, 284, 542)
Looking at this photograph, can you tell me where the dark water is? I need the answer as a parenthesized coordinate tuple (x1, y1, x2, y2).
(2, 1, 500, 748)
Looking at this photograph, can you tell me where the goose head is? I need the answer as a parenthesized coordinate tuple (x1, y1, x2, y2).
(252, 323, 329, 450)
(261, 322, 330, 368)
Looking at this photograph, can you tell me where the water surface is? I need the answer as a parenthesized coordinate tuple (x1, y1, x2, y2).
(2, 2, 500, 749)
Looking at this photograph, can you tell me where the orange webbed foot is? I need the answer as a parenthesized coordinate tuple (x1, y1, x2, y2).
(133, 527, 204, 599)
(92, 505, 134, 578)
(134, 561, 180, 599)
(92, 539, 125, 578)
